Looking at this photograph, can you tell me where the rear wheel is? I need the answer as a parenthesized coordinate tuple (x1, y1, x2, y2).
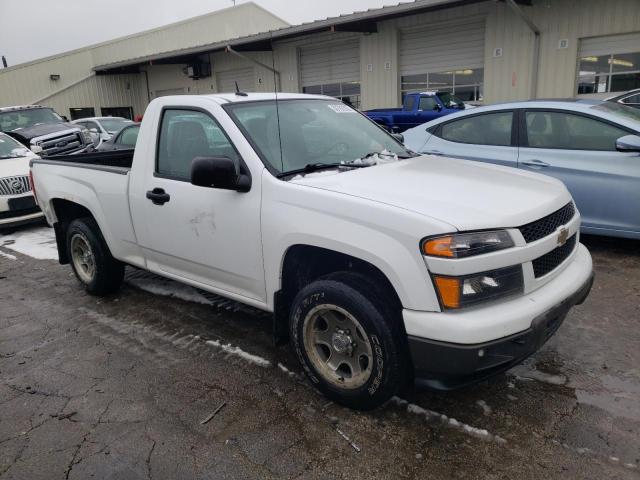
(290, 273, 405, 410)
(67, 217, 124, 296)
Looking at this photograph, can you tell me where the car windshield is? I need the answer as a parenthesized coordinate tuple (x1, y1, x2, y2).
(0, 134, 30, 159)
(436, 92, 465, 108)
(100, 118, 133, 133)
(0, 108, 63, 132)
(591, 101, 640, 124)
(226, 99, 413, 175)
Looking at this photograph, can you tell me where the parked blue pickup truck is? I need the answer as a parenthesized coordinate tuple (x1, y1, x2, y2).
(365, 91, 468, 132)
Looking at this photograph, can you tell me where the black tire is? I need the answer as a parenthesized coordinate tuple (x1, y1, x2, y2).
(66, 217, 124, 296)
(289, 272, 406, 410)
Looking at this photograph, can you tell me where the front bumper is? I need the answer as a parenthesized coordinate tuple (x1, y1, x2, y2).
(0, 194, 44, 228)
(405, 243, 594, 390)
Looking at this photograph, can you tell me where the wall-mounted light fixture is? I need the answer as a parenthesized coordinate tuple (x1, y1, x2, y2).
(49, 74, 60, 81)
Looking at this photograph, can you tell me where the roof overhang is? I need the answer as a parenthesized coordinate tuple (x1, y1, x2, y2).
(95, 0, 532, 73)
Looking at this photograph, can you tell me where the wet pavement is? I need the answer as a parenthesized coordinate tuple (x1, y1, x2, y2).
(1, 226, 639, 479)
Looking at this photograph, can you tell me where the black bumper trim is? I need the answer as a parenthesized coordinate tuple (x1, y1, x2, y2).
(409, 272, 594, 391)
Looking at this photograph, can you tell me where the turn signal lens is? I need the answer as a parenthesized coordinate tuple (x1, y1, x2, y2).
(433, 265, 523, 310)
(434, 277, 460, 309)
(422, 230, 514, 258)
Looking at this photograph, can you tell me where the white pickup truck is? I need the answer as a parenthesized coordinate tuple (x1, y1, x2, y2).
(31, 93, 594, 409)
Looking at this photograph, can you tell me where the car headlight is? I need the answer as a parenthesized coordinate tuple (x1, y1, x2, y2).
(421, 230, 514, 258)
(433, 265, 523, 310)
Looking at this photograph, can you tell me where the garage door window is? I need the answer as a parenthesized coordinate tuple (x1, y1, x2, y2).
(525, 111, 627, 151)
(157, 109, 239, 180)
(401, 68, 483, 102)
(577, 52, 640, 94)
(440, 112, 512, 146)
(302, 82, 361, 109)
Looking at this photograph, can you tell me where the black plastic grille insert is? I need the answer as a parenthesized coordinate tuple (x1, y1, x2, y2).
(519, 202, 575, 243)
(532, 235, 577, 278)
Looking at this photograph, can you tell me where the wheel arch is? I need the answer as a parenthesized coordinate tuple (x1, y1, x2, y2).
(49, 198, 97, 264)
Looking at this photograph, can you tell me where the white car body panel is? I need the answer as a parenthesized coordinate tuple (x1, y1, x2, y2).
(31, 93, 593, 351)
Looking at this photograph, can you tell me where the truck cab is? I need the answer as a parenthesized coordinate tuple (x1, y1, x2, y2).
(365, 91, 467, 132)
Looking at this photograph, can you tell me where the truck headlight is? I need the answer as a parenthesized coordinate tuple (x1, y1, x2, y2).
(433, 265, 523, 310)
(422, 230, 514, 258)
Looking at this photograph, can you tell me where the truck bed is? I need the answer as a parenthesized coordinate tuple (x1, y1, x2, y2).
(43, 149, 134, 169)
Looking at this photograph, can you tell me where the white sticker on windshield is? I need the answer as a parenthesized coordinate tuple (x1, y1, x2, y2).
(328, 104, 356, 114)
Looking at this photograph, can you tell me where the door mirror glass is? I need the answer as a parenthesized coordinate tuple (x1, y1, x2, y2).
(616, 134, 640, 152)
(191, 156, 250, 192)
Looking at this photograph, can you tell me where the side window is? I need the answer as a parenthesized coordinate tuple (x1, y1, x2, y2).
(622, 93, 640, 105)
(117, 127, 139, 146)
(440, 112, 513, 146)
(157, 109, 239, 180)
(525, 111, 627, 151)
(403, 96, 416, 111)
(418, 97, 437, 111)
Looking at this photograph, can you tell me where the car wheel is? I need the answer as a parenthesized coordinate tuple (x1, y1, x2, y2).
(67, 217, 124, 296)
(289, 272, 406, 410)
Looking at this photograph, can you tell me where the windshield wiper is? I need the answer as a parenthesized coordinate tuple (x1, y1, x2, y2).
(277, 162, 370, 178)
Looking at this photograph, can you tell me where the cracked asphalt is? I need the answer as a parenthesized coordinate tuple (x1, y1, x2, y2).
(1, 226, 639, 479)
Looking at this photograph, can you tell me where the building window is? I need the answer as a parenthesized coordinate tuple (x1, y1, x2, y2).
(401, 68, 484, 103)
(69, 107, 95, 120)
(101, 106, 134, 120)
(302, 82, 361, 109)
(577, 51, 640, 94)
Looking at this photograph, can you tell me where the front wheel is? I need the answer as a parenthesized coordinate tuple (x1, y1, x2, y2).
(67, 217, 124, 296)
(289, 274, 405, 410)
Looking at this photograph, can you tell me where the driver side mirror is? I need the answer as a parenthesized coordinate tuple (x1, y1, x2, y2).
(434, 104, 443, 112)
(89, 128, 99, 133)
(616, 134, 640, 152)
(190, 156, 251, 192)
(391, 133, 404, 144)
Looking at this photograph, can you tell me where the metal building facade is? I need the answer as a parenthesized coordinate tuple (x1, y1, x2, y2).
(1, 0, 639, 116)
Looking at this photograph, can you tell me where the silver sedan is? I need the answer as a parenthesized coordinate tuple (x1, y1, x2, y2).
(403, 99, 640, 240)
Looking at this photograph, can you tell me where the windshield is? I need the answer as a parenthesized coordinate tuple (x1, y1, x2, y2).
(226, 99, 413, 175)
(100, 118, 133, 133)
(0, 108, 63, 132)
(0, 134, 30, 158)
(591, 101, 640, 125)
(436, 92, 465, 108)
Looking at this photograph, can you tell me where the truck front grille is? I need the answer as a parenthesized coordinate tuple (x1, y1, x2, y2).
(36, 132, 84, 156)
(0, 175, 31, 196)
(519, 202, 575, 243)
(532, 235, 577, 278)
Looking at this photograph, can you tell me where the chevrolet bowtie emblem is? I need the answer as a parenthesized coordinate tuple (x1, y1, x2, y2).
(557, 227, 569, 246)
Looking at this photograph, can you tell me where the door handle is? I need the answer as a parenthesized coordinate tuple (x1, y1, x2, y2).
(522, 159, 550, 168)
(146, 188, 171, 205)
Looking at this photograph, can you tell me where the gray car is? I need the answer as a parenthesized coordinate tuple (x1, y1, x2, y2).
(403, 100, 640, 240)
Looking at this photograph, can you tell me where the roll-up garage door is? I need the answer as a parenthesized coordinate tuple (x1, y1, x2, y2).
(299, 39, 360, 87)
(399, 18, 485, 75)
(579, 32, 640, 57)
(217, 67, 255, 93)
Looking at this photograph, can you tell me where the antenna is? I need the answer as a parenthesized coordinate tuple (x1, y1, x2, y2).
(271, 32, 284, 172)
(234, 81, 248, 97)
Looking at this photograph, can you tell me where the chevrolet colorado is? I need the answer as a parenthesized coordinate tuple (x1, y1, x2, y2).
(30, 93, 594, 409)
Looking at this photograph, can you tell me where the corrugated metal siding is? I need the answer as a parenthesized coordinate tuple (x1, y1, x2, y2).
(579, 32, 640, 56)
(40, 74, 148, 119)
(217, 68, 256, 93)
(399, 18, 485, 75)
(299, 40, 360, 86)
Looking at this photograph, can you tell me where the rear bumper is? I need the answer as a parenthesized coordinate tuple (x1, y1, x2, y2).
(405, 244, 594, 390)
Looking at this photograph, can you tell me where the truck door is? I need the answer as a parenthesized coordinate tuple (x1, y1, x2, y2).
(129, 106, 266, 304)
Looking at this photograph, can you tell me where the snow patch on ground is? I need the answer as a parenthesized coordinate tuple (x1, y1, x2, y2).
(476, 400, 492, 416)
(510, 361, 567, 386)
(0, 250, 17, 261)
(277, 362, 297, 377)
(126, 273, 213, 306)
(1, 226, 58, 260)
(205, 339, 271, 368)
(390, 397, 506, 444)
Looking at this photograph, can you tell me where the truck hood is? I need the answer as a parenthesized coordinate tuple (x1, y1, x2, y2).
(290, 155, 572, 231)
(5, 122, 79, 143)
